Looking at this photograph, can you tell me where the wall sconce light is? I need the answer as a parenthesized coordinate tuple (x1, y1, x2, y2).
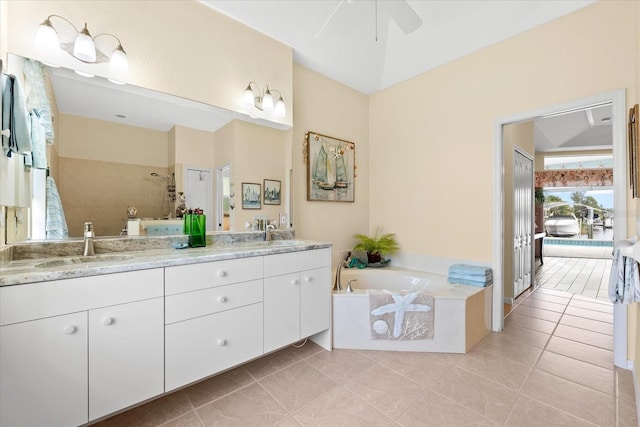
(36, 15, 129, 76)
(243, 82, 286, 117)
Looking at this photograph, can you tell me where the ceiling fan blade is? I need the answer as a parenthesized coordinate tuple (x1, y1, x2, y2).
(387, 0, 422, 34)
(315, 0, 347, 39)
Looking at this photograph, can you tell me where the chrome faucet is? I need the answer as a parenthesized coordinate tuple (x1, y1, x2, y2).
(334, 259, 349, 291)
(346, 279, 357, 293)
(265, 224, 276, 241)
(83, 222, 95, 256)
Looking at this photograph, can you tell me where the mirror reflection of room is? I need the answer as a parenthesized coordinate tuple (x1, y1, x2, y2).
(2, 54, 287, 242)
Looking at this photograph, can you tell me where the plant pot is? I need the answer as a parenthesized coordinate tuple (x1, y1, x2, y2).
(367, 252, 382, 264)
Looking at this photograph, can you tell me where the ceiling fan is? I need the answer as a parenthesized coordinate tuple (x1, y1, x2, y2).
(315, 0, 423, 40)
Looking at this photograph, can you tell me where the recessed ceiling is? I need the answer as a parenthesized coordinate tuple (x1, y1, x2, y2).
(534, 104, 613, 152)
(202, 0, 595, 95)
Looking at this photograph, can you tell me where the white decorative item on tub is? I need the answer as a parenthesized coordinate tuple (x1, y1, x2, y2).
(333, 267, 491, 353)
(368, 290, 433, 340)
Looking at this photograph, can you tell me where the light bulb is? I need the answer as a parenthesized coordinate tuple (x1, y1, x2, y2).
(243, 85, 255, 106)
(262, 88, 274, 110)
(109, 45, 129, 74)
(36, 19, 59, 50)
(275, 97, 286, 117)
(73, 24, 96, 62)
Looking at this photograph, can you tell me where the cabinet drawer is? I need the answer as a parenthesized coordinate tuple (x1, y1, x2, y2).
(165, 279, 263, 324)
(0, 269, 164, 326)
(165, 257, 263, 295)
(165, 303, 263, 391)
(264, 248, 330, 278)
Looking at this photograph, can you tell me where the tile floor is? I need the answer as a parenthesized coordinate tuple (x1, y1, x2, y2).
(96, 286, 637, 427)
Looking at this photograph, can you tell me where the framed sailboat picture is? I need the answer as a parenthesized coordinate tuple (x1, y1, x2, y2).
(304, 131, 356, 202)
(241, 182, 261, 209)
(263, 179, 281, 205)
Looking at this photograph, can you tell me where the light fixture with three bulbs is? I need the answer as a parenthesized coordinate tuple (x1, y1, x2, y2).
(243, 82, 286, 118)
(36, 15, 129, 80)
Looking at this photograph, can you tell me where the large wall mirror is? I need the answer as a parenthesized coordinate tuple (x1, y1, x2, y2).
(5, 54, 289, 242)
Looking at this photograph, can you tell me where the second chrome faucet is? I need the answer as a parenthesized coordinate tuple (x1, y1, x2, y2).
(83, 222, 95, 256)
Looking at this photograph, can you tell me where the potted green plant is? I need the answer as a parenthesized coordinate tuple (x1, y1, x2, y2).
(535, 188, 545, 233)
(353, 227, 400, 264)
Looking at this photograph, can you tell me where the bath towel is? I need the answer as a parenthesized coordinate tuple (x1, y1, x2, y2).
(24, 58, 55, 143)
(368, 290, 434, 340)
(448, 264, 492, 277)
(29, 110, 47, 169)
(608, 240, 640, 304)
(447, 277, 492, 287)
(45, 176, 69, 240)
(2, 74, 32, 157)
(448, 272, 493, 282)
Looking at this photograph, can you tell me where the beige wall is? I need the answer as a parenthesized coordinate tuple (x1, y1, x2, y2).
(59, 158, 169, 237)
(369, 1, 637, 263)
(503, 121, 535, 301)
(4, 1, 292, 128)
(229, 120, 287, 229)
(292, 64, 370, 263)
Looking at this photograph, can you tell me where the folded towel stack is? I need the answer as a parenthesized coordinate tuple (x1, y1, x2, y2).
(447, 264, 493, 287)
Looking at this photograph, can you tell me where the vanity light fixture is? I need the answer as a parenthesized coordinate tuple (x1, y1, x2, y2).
(242, 81, 286, 118)
(36, 15, 129, 76)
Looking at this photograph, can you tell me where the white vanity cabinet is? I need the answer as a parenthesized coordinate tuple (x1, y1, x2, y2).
(263, 248, 331, 353)
(164, 257, 264, 391)
(0, 269, 164, 427)
(0, 312, 89, 427)
(88, 297, 164, 420)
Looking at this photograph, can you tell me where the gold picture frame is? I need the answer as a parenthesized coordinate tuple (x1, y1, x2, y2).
(630, 104, 639, 198)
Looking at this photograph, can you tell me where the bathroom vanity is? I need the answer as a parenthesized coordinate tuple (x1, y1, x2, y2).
(0, 238, 331, 427)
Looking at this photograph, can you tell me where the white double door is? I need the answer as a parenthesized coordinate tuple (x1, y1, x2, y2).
(513, 148, 533, 298)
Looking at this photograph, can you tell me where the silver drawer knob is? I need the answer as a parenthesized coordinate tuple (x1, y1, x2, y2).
(102, 317, 115, 326)
(217, 296, 227, 303)
(291, 279, 300, 285)
(217, 271, 227, 278)
(217, 339, 227, 347)
(304, 276, 312, 282)
(63, 325, 77, 335)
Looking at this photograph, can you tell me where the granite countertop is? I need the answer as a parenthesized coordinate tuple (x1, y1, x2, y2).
(0, 239, 331, 287)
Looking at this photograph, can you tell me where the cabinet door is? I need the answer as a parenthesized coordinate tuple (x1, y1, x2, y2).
(300, 267, 331, 338)
(89, 298, 164, 420)
(165, 303, 263, 391)
(264, 273, 300, 353)
(0, 312, 88, 427)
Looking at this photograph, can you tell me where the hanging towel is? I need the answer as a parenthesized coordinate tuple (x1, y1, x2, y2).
(1, 73, 32, 157)
(45, 176, 69, 240)
(608, 240, 640, 304)
(29, 110, 47, 169)
(24, 58, 55, 143)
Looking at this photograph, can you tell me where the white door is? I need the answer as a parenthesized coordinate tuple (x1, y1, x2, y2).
(513, 148, 534, 298)
(185, 168, 213, 231)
